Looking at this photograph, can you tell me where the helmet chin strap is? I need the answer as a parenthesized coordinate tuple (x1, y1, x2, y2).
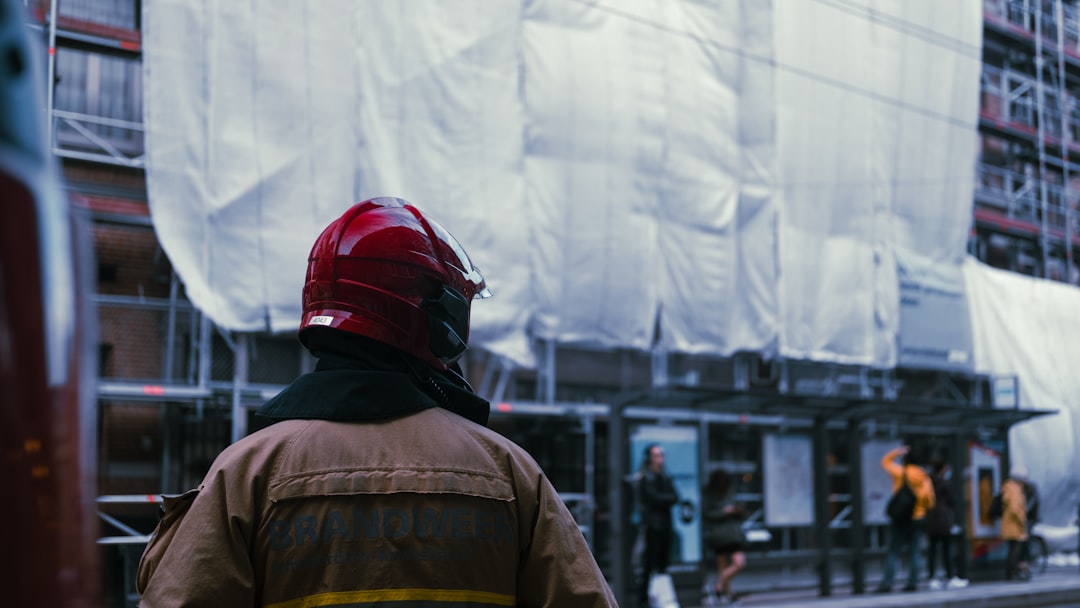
(400, 353, 474, 397)
(444, 360, 476, 393)
(401, 353, 489, 426)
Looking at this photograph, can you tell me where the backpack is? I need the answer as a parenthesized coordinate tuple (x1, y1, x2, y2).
(988, 492, 1003, 520)
(1024, 482, 1040, 523)
(886, 469, 917, 523)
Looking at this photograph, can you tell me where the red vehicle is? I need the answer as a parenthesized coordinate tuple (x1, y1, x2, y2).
(1, 0, 99, 605)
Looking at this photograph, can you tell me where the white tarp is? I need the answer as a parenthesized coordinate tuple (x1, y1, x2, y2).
(775, 0, 981, 364)
(965, 258, 1080, 526)
(143, 0, 980, 368)
(142, 1, 531, 360)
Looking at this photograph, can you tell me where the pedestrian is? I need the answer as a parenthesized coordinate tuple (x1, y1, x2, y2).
(875, 444, 935, 593)
(1019, 474, 1040, 576)
(135, 197, 616, 607)
(1001, 466, 1030, 581)
(638, 443, 680, 607)
(926, 458, 967, 590)
(702, 468, 746, 605)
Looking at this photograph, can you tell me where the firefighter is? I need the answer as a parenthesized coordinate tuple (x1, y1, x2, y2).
(136, 197, 615, 607)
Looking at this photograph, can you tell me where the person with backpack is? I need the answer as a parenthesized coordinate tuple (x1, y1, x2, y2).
(875, 445, 935, 593)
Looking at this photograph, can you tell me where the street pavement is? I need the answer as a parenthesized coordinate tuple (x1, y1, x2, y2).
(684, 565, 1080, 607)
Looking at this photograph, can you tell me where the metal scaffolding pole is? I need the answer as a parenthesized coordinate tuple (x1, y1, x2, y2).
(45, 0, 58, 149)
(231, 333, 249, 443)
(1035, 0, 1052, 278)
(1055, 0, 1075, 278)
(163, 271, 180, 382)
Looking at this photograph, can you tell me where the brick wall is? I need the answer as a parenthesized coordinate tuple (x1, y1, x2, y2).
(94, 222, 171, 380)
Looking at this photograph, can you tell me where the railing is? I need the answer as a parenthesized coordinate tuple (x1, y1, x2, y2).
(983, 0, 1037, 33)
(976, 162, 1080, 237)
(984, 0, 1075, 47)
(1065, 2, 1080, 51)
(976, 163, 1041, 224)
(52, 108, 144, 168)
(980, 64, 1080, 143)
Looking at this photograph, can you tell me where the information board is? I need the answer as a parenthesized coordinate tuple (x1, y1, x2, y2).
(862, 439, 903, 525)
(763, 433, 814, 526)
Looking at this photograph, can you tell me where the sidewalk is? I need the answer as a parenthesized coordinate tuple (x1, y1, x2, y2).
(686, 566, 1080, 607)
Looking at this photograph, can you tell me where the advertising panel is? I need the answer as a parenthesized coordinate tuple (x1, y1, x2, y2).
(862, 439, 904, 525)
(763, 434, 814, 526)
(970, 441, 1003, 539)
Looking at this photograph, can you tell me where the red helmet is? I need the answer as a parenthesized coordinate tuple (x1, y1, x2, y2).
(300, 197, 490, 370)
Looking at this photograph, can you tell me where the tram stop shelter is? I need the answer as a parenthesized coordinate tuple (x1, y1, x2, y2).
(604, 375, 1056, 607)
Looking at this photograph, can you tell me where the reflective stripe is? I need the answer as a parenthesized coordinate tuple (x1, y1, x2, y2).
(264, 588, 516, 608)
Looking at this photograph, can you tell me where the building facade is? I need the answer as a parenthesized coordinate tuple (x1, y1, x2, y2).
(24, 1, 1069, 605)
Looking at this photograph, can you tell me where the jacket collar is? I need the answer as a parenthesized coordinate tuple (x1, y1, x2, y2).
(256, 368, 440, 422)
(255, 348, 490, 426)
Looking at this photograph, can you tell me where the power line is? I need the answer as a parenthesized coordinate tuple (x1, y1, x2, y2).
(777, 175, 979, 190)
(809, 0, 984, 60)
(566, 0, 980, 130)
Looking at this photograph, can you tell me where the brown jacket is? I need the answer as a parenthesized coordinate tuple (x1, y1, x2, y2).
(136, 407, 615, 607)
(999, 477, 1028, 541)
(881, 448, 935, 521)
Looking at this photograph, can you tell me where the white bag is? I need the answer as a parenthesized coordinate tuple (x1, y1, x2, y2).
(648, 572, 681, 608)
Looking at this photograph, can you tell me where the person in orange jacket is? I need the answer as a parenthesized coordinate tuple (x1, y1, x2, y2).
(1000, 466, 1030, 580)
(875, 445, 935, 593)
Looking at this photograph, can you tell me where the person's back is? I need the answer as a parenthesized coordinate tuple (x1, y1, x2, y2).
(876, 445, 934, 593)
(135, 198, 615, 607)
(927, 466, 953, 539)
(881, 451, 935, 522)
(138, 409, 608, 605)
(702, 468, 747, 604)
(925, 460, 966, 589)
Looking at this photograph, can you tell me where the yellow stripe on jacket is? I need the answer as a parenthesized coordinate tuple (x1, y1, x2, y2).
(265, 588, 517, 608)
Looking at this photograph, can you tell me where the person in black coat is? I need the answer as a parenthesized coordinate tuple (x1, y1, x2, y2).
(637, 443, 680, 606)
(926, 458, 965, 588)
(1018, 477, 1040, 578)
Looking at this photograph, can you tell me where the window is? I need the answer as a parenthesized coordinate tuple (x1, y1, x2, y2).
(53, 47, 143, 162)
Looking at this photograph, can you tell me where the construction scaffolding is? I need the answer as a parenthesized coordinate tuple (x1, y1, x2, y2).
(977, 0, 1080, 283)
(25, 1, 1071, 606)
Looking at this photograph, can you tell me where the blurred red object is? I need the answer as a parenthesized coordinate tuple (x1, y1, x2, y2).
(1, 0, 100, 605)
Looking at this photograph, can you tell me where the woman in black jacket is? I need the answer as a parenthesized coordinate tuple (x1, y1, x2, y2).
(703, 468, 746, 604)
